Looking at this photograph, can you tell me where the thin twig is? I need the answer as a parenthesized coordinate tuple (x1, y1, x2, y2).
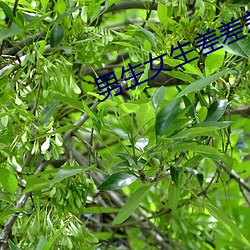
(141, 0, 156, 28)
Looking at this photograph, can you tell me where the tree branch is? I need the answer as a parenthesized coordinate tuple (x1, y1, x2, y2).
(219, 163, 250, 193)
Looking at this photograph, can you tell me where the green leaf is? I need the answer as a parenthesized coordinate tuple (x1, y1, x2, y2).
(155, 98, 179, 137)
(119, 103, 140, 115)
(205, 99, 228, 122)
(50, 24, 64, 47)
(24, 177, 51, 192)
(198, 106, 208, 122)
(165, 70, 195, 84)
(170, 166, 180, 186)
(205, 50, 225, 75)
(157, 2, 168, 24)
(238, 36, 250, 58)
(112, 185, 151, 224)
(193, 121, 231, 129)
(151, 86, 166, 111)
(80, 206, 120, 214)
(40, 0, 49, 9)
(0, 168, 18, 194)
(168, 182, 180, 210)
(0, 1, 14, 21)
(9, 241, 21, 250)
(170, 126, 220, 139)
(232, 0, 249, 4)
(53, 92, 84, 112)
(41, 101, 60, 125)
(36, 236, 48, 250)
(185, 167, 204, 187)
(51, 166, 86, 186)
(54, 5, 83, 23)
(136, 27, 157, 48)
(42, 223, 69, 250)
(0, 209, 23, 223)
(98, 172, 137, 191)
(203, 201, 250, 248)
(176, 70, 230, 98)
(0, 26, 23, 42)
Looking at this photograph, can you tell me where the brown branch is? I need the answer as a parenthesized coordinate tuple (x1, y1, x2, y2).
(219, 163, 250, 193)
(2, 32, 46, 56)
(141, 0, 156, 28)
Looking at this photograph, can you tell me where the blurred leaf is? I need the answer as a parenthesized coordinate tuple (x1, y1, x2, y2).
(98, 172, 137, 191)
(50, 24, 64, 47)
(9, 241, 21, 250)
(165, 70, 195, 83)
(157, 2, 168, 24)
(80, 206, 120, 214)
(51, 166, 86, 186)
(205, 99, 228, 122)
(0, 209, 23, 223)
(205, 50, 225, 75)
(232, 0, 249, 4)
(119, 103, 140, 115)
(185, 167, 204, 187)
(42, 101, 60, 125)
(170, 126, 220, 139)
(155, 98, 179, 137)
(24, 177, 51, 192)
(54, 92, 84, 112)
(176, 70, 230, 98)
(36, 236, 48, 250)
(193, 121, 231, 129)
(0, 26, 23, 41)
(0, 1, 14, 21)
(112, 185, 151, 224)
(198, 106, 208, 122)
(203, 201, 250, 248)
(238, 37, 250, 58)
(151, 86, 166, 111)
(42, 223, 69, 250)
(170, 166, 180, 186)
(136, 27, 157, 48)
(168, 182, 180, 210)
(0, 168, 18, 194)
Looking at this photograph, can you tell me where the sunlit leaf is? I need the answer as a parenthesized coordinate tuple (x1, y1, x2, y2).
(0, 168, 18, 194)
(98, 172, 137, 191)
(151, 86, 166, 111)
(205, 99, 228, 122)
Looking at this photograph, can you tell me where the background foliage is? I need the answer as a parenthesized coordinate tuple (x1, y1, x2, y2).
(0, 0, 250, 249)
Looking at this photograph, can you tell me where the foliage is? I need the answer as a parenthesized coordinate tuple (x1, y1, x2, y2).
(0, 0, 250, 249)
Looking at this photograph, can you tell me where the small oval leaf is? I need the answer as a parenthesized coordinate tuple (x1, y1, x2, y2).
(50, 24, 64, 47)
